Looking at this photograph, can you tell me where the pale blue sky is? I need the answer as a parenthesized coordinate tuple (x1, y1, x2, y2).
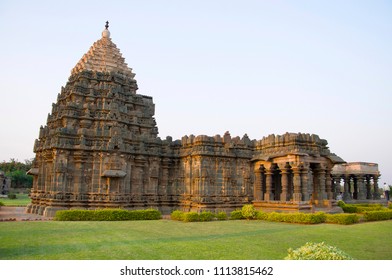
(0, 0, 391, 183)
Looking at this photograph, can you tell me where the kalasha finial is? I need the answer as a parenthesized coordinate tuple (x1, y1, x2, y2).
(105, 21, 109, 30)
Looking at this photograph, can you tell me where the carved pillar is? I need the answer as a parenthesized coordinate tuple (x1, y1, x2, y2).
(292, 165, 302, 202)
(366, 176, 372, 199)
(317, 165, 327, 201)
(373, 175, 380, 199)
(301, 164, 310, 201)
(264, 167, 274, 201)
(357, 175, 366, 200)
(353, 176, 358, 200)
(343, 175, 351, 200)
(253, 164, 264, 201)
(278, 163, 290, 201)
(325, 167, 333, 200)
(332, 176, 342, 199)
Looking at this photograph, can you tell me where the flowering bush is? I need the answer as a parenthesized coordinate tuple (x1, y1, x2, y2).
(285, 242, 353, 260)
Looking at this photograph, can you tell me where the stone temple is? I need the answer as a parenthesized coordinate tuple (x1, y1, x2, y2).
(26, 24, 381, 217)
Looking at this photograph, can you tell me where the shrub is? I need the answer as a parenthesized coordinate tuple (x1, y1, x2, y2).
(255, 210, 268, 220)
(340, 202, 386, 213)
(182, 212, 200, 222)
(0, 201, 4, 207)
(285, 242, 353, 260)
(7, 193, 17, 199)
(171, 210, 184, 221)
(199, 211, 214, 222)
(261, 212, 326, 224)
(341, 205, 358, 213)
(337, 200, 345, 208)
(389, 203, 392, 210)
(230, 210, 244, 220)
(325, 213, 359, 225)
(54, 208, 161, 221)
(216, 211, 228, 220)
(241, 204, 256, 220)
(363, 210, 392, 221)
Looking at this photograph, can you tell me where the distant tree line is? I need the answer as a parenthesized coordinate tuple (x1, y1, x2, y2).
(0, 159, 33, 189)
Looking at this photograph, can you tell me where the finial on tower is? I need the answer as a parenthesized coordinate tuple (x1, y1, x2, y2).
(102, 21, 110, 38)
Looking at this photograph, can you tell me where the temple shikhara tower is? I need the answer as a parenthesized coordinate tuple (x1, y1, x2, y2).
(27, 23, 381, 217)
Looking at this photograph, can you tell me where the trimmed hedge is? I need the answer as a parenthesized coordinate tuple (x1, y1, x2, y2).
(216, 211, 228, 220)
(199, 211, 215, 222)
(256, 211, 326, 224)
(182, 212, 200, 222)
(338, 201, 386, 213)
(54, 208, 161, 221)
(363, 210, 392, 221)
(170, 210, 184, 221)
(325, 213, 359, 225)
(285, 242, 353, 260)
(230, 210, 244, 220)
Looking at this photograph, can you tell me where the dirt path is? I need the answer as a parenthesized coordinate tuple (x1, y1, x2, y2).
(0, 207, 52, 221)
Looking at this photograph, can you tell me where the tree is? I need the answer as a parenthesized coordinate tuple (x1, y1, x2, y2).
(0, 159, 34, 189)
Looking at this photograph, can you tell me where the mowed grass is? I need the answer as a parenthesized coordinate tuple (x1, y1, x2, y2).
(0, 194, 31, 206)
(1, 219, 391, 260)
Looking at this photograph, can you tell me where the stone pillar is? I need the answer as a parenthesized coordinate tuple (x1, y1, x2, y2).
(264, 168, 274, 201)
(317, 165, 327, 201)
(357, 175, 366, 200)
(301, 164, 310, 201)
(292, 165, 302, 202)
(343, 175, 351, 200)
(332, 176, 342, 199)
(253, 165, 264, 201)
(325, 168, 333, 200)
(373, 175, 380, 199)
(279, 163, 290, 201)
(366, 176, 372, 199)
(353, 177, 358, 200)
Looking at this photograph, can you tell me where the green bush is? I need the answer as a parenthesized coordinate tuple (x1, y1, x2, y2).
(171, 210, 184, 221)
(230, 210, 244, 220)
(255, 210, 268, 220)
(337, 200, 345, 208)
(340, 202, 386, 213)
(0, 201, 4, 207)
(216, 211, 228, 220)
(199, 211, 214, 222)
(363, 210, 392, 221)
(241, 204, 256, 220)
(341, 204, 358, 213)
(54, 208, 161, 221)
(182, 212, 200, 222)
(285, 242, 353, 260)
(388, 203, 392, 210)
(7, 193, 17, 199)
(260, 212, 326, 224)
(325, 213, 359, 225)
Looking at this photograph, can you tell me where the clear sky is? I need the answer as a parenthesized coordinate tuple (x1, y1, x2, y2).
(0, 0, 391, 183)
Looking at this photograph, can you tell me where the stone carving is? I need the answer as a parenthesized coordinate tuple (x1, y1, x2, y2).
(26, 24, 381, 217)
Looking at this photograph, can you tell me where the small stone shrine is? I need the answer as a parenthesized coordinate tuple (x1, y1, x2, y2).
(27, 23, 381, 216)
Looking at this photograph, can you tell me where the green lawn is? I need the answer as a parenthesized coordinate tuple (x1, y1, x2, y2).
(0, 194, 31, 206)
(0, 219, 391, 260)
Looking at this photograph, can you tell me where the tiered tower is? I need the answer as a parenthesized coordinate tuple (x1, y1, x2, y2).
(27, 23, 177, 216)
